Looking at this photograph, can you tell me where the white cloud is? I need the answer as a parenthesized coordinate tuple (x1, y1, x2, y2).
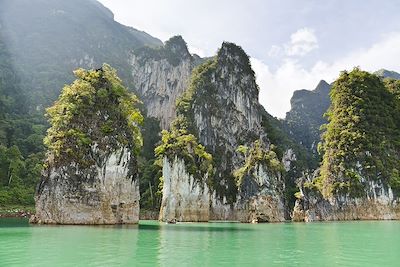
(285, 28, 319, 57)
(253, 32, 400, 119)
(266, 28, 318, 60)
(188, 45, 206, 57)
(267, 45, 283, 58)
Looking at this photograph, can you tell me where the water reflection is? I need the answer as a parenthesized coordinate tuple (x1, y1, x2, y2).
(26, 223, 140, 266)
(1, 219, 400, 266)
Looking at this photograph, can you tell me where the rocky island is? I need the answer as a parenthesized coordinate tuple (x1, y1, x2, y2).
(1, 0, 399, 225)
(30, 64, 144, 224)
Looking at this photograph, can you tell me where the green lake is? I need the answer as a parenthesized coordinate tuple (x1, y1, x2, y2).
(0, 218, 399, 266)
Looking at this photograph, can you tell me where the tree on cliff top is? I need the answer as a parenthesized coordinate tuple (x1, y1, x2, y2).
(317, 68, 400, 197)
(44, 64, 143, 171)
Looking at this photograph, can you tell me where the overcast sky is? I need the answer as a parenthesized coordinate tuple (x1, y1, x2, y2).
(98, 0, 400, 118)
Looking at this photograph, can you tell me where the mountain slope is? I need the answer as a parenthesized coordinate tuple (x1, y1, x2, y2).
(0, 0, 162, 107)
(375, 69, 400, 80)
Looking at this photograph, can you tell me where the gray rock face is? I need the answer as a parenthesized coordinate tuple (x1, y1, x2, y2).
(285, 80, 331, 154)
(293, 173, 400, 222)
(131, 56, 193, 129)
(159, 157, 210, 222)
(30, 148, 139, 224)
(160, 157, 285, 223)
(210, 164, 285, 222)
(193, 44, 264, 151)
(130, 36, 197, 129)
(159, 42, 285, 222)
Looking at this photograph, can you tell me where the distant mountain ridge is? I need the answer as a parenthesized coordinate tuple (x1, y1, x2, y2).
(285, 80, 331, 154)
(375, 69, 400, 80)
(284, 69, 400, 156)
(0, 0, 162, 107)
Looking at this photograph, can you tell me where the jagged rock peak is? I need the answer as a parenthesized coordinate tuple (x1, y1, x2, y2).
(133, 35, 193, 67)
(164, 35, 191, 59)
(291, 80, 330, 101)
(217, 42, 255, 77)
(314, 80, 330, 92)
(130, 35, 198, 129)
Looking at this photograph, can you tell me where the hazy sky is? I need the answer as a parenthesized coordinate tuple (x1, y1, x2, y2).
(98, 0, 400, 118)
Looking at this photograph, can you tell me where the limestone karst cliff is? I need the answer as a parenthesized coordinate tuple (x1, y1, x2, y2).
(157, 42, 286, 222)
(30, 65, 143, 224)
(292, 69, 400, 222)
(285, 80, 331, 155)
(131, 36, 203, 129)
(3, 0, 400, 224)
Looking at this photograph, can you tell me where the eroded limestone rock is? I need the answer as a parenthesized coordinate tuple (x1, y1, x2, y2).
(30, 148, 139, 224)
(159, 156, 210, 222)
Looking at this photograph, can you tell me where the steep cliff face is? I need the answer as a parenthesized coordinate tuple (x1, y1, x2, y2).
(285, 80, 331, 154)
(30, 65, 143, 224)
(293, 172, 400, 222)
(31, 148, 140, 224)
(158, 42, 286, 222)
(159, 156, 210, 222)
(292, 69, 400, 222)
(131, 36, 197, 129)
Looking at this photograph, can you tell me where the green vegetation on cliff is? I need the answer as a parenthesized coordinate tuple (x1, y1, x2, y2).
(234, 141, 283, 187)
(44, 64, 143, 170)
(163, 42, 286, 204)
(155, 116, 213, 185)
(0, 0, 162, 108)
(316, 68, 400, 197)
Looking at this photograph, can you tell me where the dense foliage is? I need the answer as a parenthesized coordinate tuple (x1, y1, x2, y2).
(44, 64, 143, 170)
(138, 117, 162, 211)
(155, 116, 213, 186)
(316, 68, 400, 197)
(234, 140, 283, 187)
(0, 40, 46, 206)
(176, 58, 217, 131)
(0, 0, 161, 108)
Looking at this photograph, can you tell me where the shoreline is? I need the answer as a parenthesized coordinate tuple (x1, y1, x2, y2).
(0, 206, 35, 219)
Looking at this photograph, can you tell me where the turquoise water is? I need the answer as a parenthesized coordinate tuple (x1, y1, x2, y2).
(0, 219, 399, 266)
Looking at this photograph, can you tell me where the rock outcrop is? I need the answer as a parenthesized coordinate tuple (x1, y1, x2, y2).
(292, 69, 400, 222)
(158, 42, 285, 222)
(293, 176, 400, 222)
(131, 36, 199, 129)
(30, 148, 140, 224)
(30, 65, 143, 224)
(159, 156, 210, 222)
(285, 80, 331, 154)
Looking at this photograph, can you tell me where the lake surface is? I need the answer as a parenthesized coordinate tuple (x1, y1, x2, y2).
(0, 218, 399, 266)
